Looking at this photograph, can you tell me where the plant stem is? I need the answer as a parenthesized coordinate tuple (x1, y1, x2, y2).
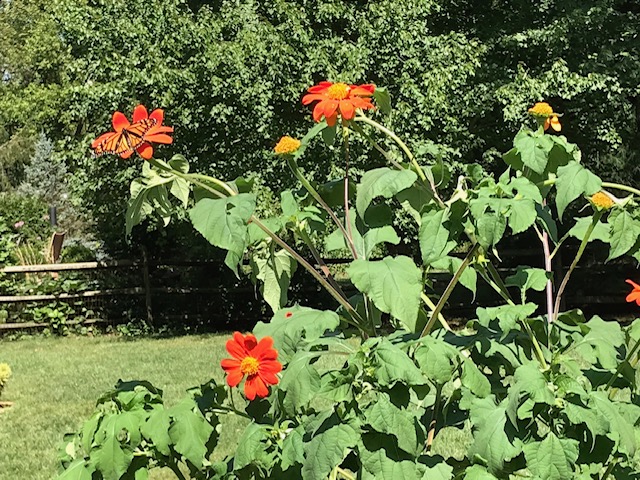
(537, 204, 555, 324)
(420, 244, 479, 337)
(297, 227, 349, 299)
(426, 384, 443, 452)
(552, 211, 602, 322)
(335, 467, 356, 480)
(285, 156, 358, 258)
(166, 457, 187, 480)
(421, 292, 451, 331)
(349, 122, 404, 170)
(600, 458, 618, 480)
(602, 181, 640, 197)
(343, 126, 357, 259)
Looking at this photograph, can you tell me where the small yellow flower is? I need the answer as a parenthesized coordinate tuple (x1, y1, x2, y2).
(274, 136, 301, 155)
(528, 102, 561, 132)
(590, 191, 615, 210)
(0, 363, 11, 391)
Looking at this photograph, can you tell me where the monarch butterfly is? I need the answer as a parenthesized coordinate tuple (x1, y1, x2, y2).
(92, 117, 157, 157)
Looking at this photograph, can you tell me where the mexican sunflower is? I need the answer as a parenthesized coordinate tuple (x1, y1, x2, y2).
(221, 332, 282, 400)
(528, 102, 561, 132)
(302, 81, 375, 127)
(91, 104, 174, 160)
(626, 280, 640, 306)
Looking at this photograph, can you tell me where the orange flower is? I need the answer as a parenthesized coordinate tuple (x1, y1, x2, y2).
(274, 136, 301, 155)
(91, 104, 174, 160)
(528, 102, 561, 132)
(302, 81, 375, 127)
(220, 332, 282, 400)
(626, 279, 640, 306)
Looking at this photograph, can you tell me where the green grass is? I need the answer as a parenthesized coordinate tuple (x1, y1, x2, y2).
(0, 334, 244, 480)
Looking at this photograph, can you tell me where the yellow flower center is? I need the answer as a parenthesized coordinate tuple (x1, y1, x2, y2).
(274, 136, 301, 155)
(528, 102, 554, 117)
(240, 356, 260, 376)
(591, 191, 615, 209)
(327, 83, 351, 100)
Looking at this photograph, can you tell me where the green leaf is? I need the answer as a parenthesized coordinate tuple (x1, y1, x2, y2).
(234, 422, 269, 470)
(302, 418, 359, 480)
(348, 256, 422, 331)
(125, 182, 151, 236)
(513, 129, 554, 174)
(371, 338, 425, 386)
(322, 124, 337, 145)
(279, 351, 322, 413)
(419, 208, 456, 265)
(419, 457, 454, 480)
(507, 197, 537, 234)
(365, 394, 420, 454)
(476, 303, 537, 334)
(140, 409, 172, 456)
(555, 161, 601, 219)
(463, 465, 499, 479)
(169, 177, 190, 207)
(589, 391, 637, 456)
(57, 460, 94, 480)
(326, 208, 400, 259)
(188, 193, 255, 274)
(512, 362, 555, 405)
(253, 306, 340, 360)
(281, 426, 305, 471)
(359, 433, 419, 480)
(168, 400, 214, 469)
(89, 415, 136, 480)
(356, 168, 417, 218)
(431, 256, 477, 295)
(505, 267, 550, 301)
(168, 154, 189, 173)
(568, 217, 610, 243)
(373, 87, 392, 114)
(475, 213, 506, 249)
(468, 397, 521, 474)
(251, 249, 297, 313)
(523, 433, 579, 480)
(461, 358, 491, 398)
(396, 185, 433, 223)
(608, 210, 640, 260)
(415, 336, 459, 385)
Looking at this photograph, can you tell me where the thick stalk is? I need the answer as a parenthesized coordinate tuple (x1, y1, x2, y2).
(601, 181, 640, 197)
(349, 122, 404, 170)
(420, 244, 479, 337)
(600, 458, 617, 480)
(421, 292, 451, 331)
(552, 211, 603, 322)
(537, 208, 555, 324)
(604, 338, 640, 391)
(166, 457, 187, 480)
(285, 156, 358, 258)
(425, 384, 443, 452)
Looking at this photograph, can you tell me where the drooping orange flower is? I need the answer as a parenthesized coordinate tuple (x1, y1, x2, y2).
(302, 81, 375, 127)
(91, 104, 173, 160)
(528, 102, 561, 132)
(220, 332, 282, 400)
(626, 280, 640, 306)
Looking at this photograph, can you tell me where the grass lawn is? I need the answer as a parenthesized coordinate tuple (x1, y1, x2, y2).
(0, 334, 245, 480)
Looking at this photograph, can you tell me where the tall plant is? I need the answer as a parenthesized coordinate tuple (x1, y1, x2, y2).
(59, 85, 640, 479)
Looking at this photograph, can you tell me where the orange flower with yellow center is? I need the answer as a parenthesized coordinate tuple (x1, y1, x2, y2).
(302, 81, 375, 127)
(220, 332, 282, 400)
(590, 191, 615, 210)
(274, 136, 301, 155)
(528, 102, 561, 132)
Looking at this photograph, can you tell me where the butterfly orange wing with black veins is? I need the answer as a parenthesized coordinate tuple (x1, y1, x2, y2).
(92, 118, 157, 157)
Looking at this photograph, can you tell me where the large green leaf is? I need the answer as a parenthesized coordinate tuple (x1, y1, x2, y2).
(359, 433, 419, 480)
(419, 208, 456, 265)
(279, 351, 322, 413)
(510, 362, 555, 406)
(57, 460, 94, 480)
(475, 213, 506, 249)
(140, 409, 172, 456)
(365, 394, 420, 454)
(555, 161, 601, 219)
(608, 210, 640, 260)
(523, 433, 579, 480)
(348, 256, 422, 331)
(463, 465, 499, 479)
(568, 217, 610, 243)
(476, 303, 537, 334)
(168, 400, 214, 469)
(513, 129, 554, 174)
(430, 256, 477, 295)
(253, 306, 340, 360)
(89, 415, 137, 480)
(302, 418, 359, 480)
(281, 426, 305, 471)
(589, 391, 638, 456)
(188, 193, 255, 273)
(250, 248, 297, 313)
(356, 168, 417, 217)
(233, 423, 269, 470)
(415, 336, 460, 385)
(370, 338, 425, 386)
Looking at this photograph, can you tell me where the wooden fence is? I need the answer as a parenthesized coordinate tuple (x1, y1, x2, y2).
(1, 245, 640, 332)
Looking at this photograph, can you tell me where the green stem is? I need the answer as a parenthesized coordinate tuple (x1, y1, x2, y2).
(600, 458, 618, 480)
(285, 156, 358, 258)
(552, 211, 603, 322)
(343, 126, 356, 258)
(185, 173, 237, 196)
(335, 467, 356, 480)
(420, 244, 479, 337)
(604, 338, 640, 391)
(166, 457, 187, 480)
(425, 384, 443, 452)
(349, 122, 404, 170)
(602, 181, 640, 197)
(420, 292, 451, 331)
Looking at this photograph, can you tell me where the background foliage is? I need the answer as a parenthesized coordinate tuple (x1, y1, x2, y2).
(1, 0, 639, 254)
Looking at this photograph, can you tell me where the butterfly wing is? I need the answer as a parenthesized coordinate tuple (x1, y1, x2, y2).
(92, 118, 157, 157)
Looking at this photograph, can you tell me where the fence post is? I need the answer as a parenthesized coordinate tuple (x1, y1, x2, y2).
(141, 247, 154, 326)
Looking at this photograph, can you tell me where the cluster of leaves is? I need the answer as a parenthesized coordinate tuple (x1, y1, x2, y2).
(0, 362, 11, 399)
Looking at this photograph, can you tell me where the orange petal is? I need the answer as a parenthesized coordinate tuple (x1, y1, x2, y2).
(149, 108, 165, 125)
(302, 93, 324, 105)
(132, 105, 149, 123)
(258, 370, 279, 385)
(307, 81, 333, 93)
(626, 291, 640, 303)
(321, 100, 339, 119)
(625, 279, 640, 290)
(325, 113, 338, 127)
(226, 369, 244, 387)
(339, 100, 355, 120)
(245, 375, 268, 399)
(120, 149, 135, 159)
(144, 133, 173, 145)
(350, 84, 375, 96)
(136, 142, 154, 160)
(543, 117, 551, 131)
(112, 111, 130, 132)
(91, 132, 115, 148)
(259, 360, 282, 375)
(226, 336, 248, 360)
(312, 102, 325, 123)
(251, 337, 274, 358)
(550, 116, 561, 132)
